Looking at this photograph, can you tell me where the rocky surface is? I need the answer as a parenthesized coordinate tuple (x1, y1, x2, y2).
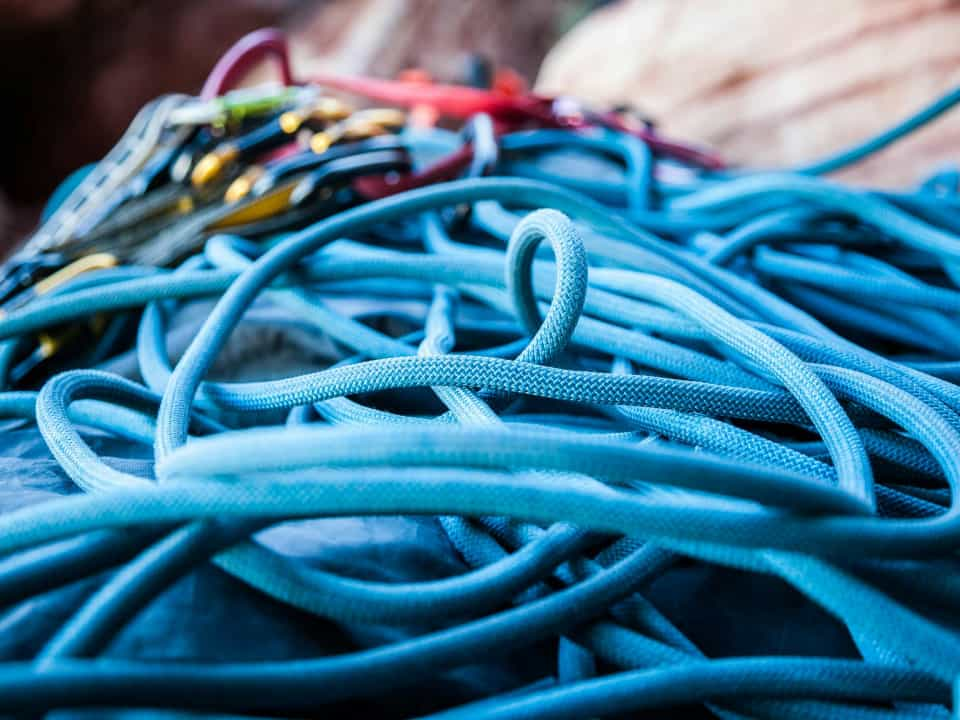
(537, 0, 960, 186)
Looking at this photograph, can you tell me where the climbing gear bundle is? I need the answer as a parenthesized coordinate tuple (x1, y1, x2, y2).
(1, 27, 960, 719)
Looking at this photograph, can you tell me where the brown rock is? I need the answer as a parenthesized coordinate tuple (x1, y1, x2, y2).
(537, 0, 960, 186)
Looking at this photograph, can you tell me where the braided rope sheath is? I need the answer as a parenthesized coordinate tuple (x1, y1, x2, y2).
(0, 79, 960, 717)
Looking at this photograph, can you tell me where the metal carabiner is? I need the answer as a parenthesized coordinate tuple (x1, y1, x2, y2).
(1, 252, 118, 315)
(0, 253, 66, 307)
(278, 97, 353, 134)
(1, 252, 119, 383)
(227, 135, 408, 203)
(289, 148, 412, 207)
(193, 97, 359, 190)
(308, 108, 406, 154)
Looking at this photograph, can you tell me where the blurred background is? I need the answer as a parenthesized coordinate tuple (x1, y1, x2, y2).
(2, 0, 958, 247)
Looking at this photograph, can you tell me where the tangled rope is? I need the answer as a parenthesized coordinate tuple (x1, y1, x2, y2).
(1, 44, 960, 718)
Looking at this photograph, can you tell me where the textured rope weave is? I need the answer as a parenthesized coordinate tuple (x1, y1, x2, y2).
(1, 74, 960, 719)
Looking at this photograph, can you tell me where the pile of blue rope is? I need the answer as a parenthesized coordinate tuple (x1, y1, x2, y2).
(1, 73, 960, 719)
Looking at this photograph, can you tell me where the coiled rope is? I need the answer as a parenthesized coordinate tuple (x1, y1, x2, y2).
(1, 65, 960, 719)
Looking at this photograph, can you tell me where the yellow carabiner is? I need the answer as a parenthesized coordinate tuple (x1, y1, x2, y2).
(209, 182, 297, 230)
(224, 166, 266, 204)
(310, 108, 406, 154)
(191, 144, 241, 189)
(0, 252, 118, 371)
(279, 97, 353, 134)
(32, 253, 119, 296)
